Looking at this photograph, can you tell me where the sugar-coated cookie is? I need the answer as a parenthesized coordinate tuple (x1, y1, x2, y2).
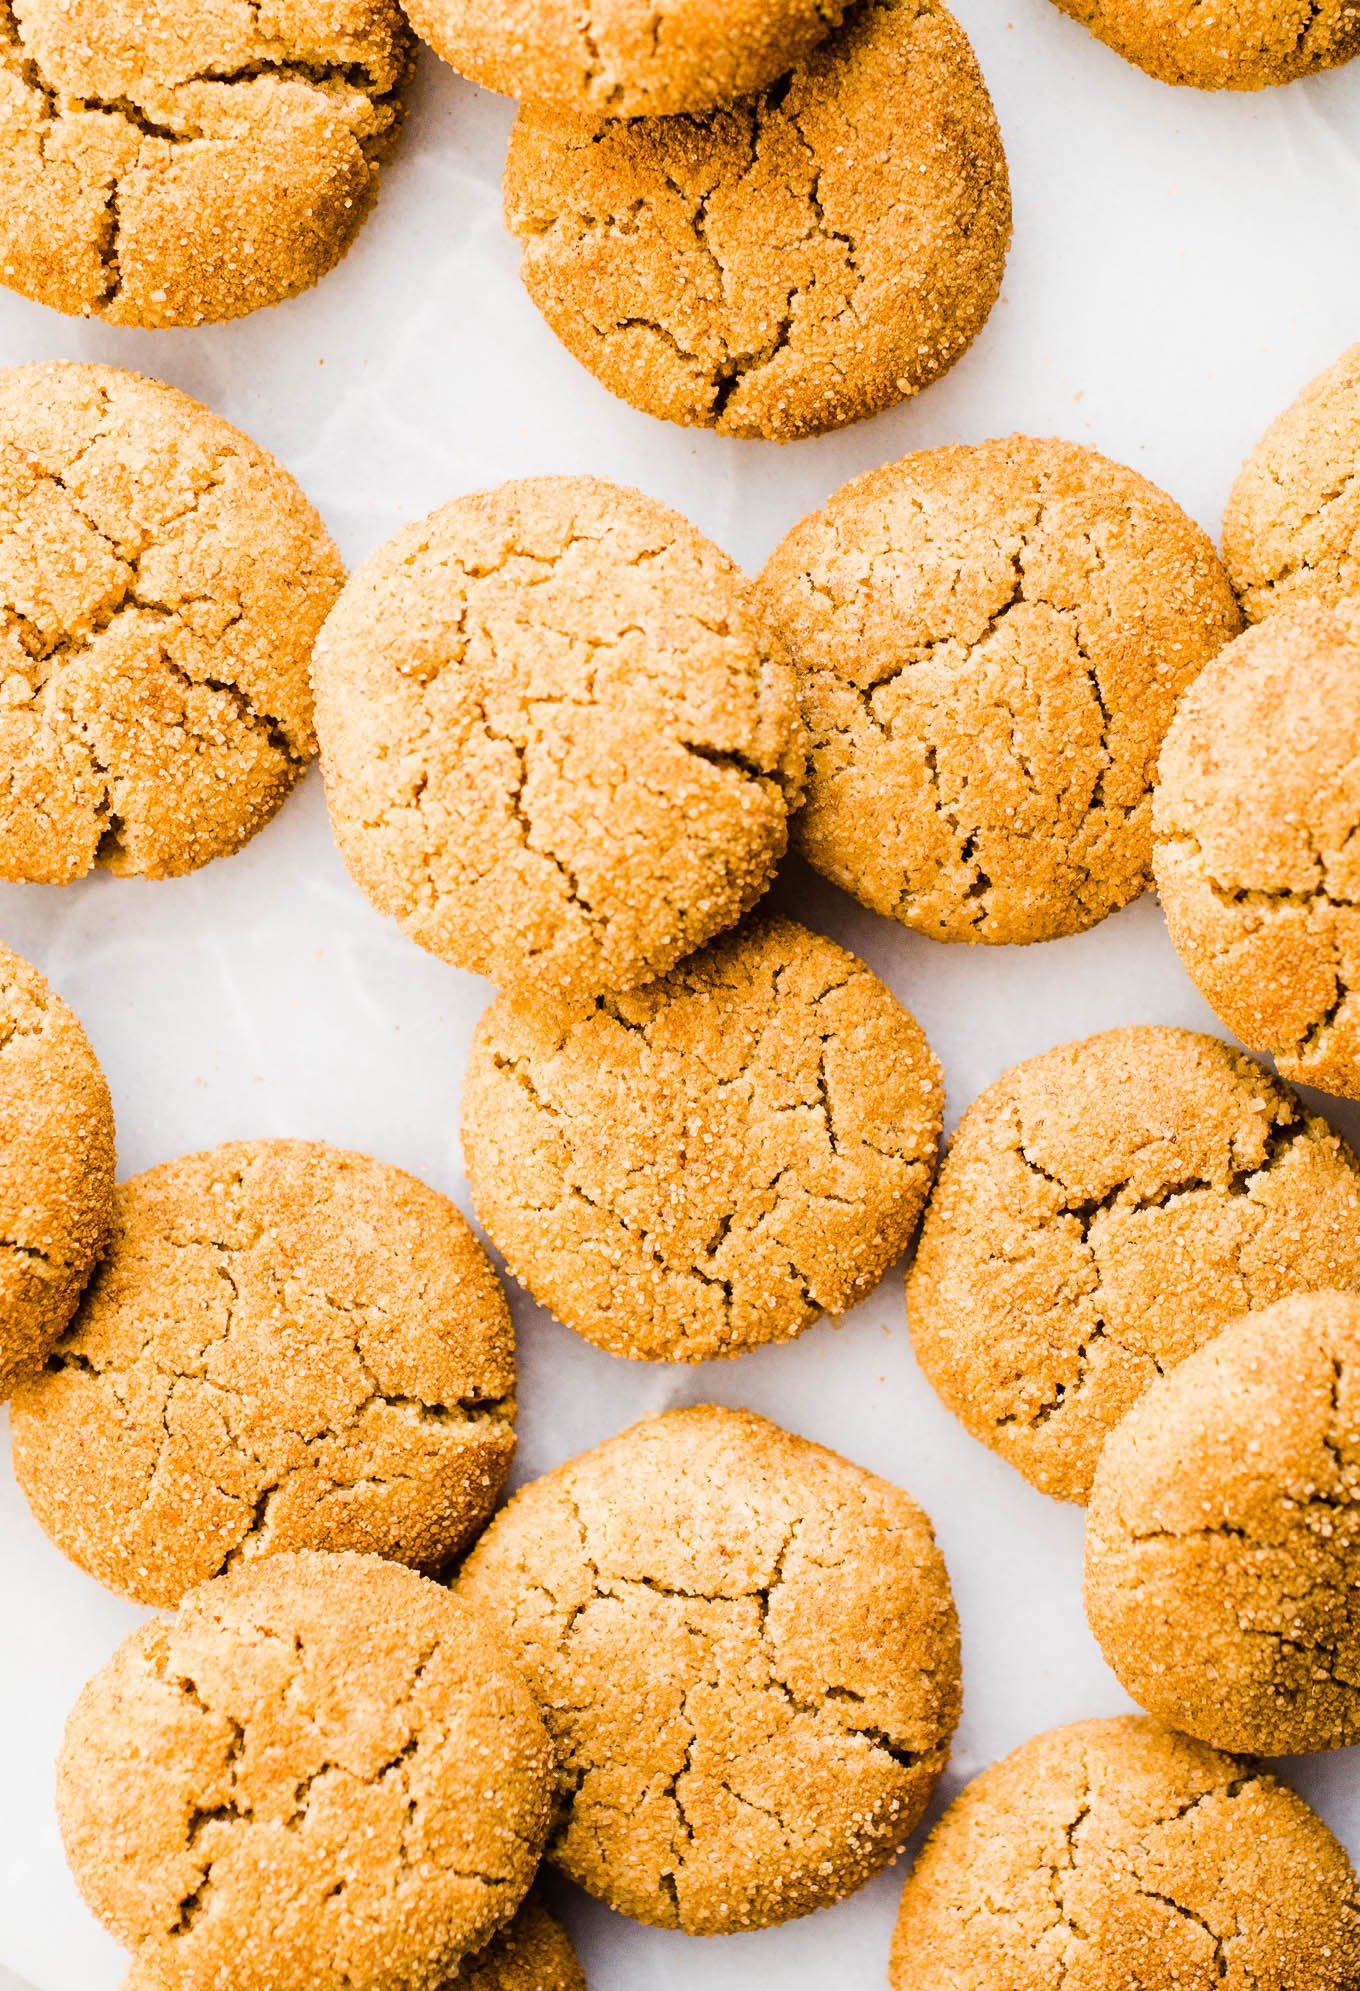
(10, 1140, 515, 1605)
(1049, 0, 1359, 89)
(757, 436, 1242, 943)
(504, 0, 1010, 441)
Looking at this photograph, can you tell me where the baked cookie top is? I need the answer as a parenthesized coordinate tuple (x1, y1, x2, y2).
(504, 0, 1010, 441)
(757, 435, 1242, 944)
(10, 1140, 515, 1605)
(1049, 0, 1360, 89)
(456, 1403, 961, 1935)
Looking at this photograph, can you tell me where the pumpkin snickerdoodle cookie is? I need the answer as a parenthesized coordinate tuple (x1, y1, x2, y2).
(9, 1140, 515, 1605)
(462, 916, 942, 1363)
(0, 362, 342, 882)
(456, 1404, 961, 1935)
(504, 0, 1010, 442)
(757, 437, 1241, 943)
(0, 940, 114, 1400)
(1048, 0, 1359, 89)
(890, 1716, 1360, 1988)
(1085, 1291, 1360, 1755)
(312, 477, 804, 1009)
(906, 1027, 1360, 1503)
(1154, 603, 1360, 1101)
(60, 1551, 555, 1991)
(0, 0, 411, 328)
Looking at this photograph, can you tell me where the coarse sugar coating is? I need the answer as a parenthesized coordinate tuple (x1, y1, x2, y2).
(906, 1026, 1360, 1502)
(1085, 1291, 1360, 1755)
(0, 0, 411, 327)
(59, 1551, 555, 1991)
(9, 1139, 516, 1605)
(311, 477, 804, 1009)
(503, 0, 1010, 442)
(0, 361, 343, 882)
(461, 916, 942, 1363)
(1047, 0, 1359, 88)
(889, 1715, 1360, 1988)
(456, 1404, 961, 1935)
(756, 436, 1242, 943)
(1153, 602, 1360, 1101)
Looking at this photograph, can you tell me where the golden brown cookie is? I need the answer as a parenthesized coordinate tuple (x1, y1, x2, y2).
(462, 916, 942, 1363)
(0, 0, 411, 327)
(9, 1140, 515, 1606)
(456, 1404, 961, 1935)
(60, 1551, 555, 1991)
(1223, 343, 1360, 620)
(503, 0, 1010, 442)
(757, 436, 1242, 944)
(312, 478, 803, 1009)
(906, 1027, 1360, 1503)
(1153, 603, 1360, 1102)
(406, 0, 847, 115)
(1049, 0, 1360, 89)
(889, 1716, 1360, 1989)
(0, 941, 114, 1399)
(1085, 1291, 1360, 1754)
(0, 362, 343, 882)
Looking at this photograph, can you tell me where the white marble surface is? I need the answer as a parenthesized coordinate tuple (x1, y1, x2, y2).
(1, 6, 1359, 1987)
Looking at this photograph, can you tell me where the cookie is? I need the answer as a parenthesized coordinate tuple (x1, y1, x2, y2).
(59, 1551, 554, 1991)
(906, 1027, 1360, 1503)
(312, 478, 804, 1009)
(756, 436, 1242, 944)
(1048, 0, 1360, 89)
(0, 0, 411, 327)
(503, 0, 1010, 442)
(890, 1716, 1360, 1989)
(0, 362, 343, 882)
(1223, 342, 1360, 621)
(1085, 1291, 1360, 1754)
(0, 941, 114, 1399)
(1153, 603, 1360, 1102)
(406, 0, 847, 116)
(462, 916, 942, 1363)
(10, 1140, 515, 1606)
(456, 1404, 961, 1934)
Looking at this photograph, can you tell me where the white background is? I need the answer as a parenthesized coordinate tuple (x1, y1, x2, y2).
(1, 3, 1359, 1985)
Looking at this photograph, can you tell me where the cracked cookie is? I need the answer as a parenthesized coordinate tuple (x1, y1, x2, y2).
(456, 1404, 961, 1934)
(59, 1550, 555, 1991)
(906, 1027, 1360, 1503)
(889, 1715, 1360, 1988)
(9, 1139, 516, 1606)
(0, 0, 411, 327)
(0, 361, 343, 881)
(312, 478, 804, 1009)
(462, 916, 942, 1363)
(1154, 603, 1360, 1101)
(0, 940, 114, 1400)
(503, 0, 1010, 442)
(756, 436, 1242, 944)
(1085, 1291, 1360, 1754)
(1048, 0, 1360, 88)
(406, 0, 848, 116)
(1223, 342, 1360, 620)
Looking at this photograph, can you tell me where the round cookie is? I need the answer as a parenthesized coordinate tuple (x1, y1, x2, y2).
(906, 1027, 1360, 1503)
(0, 362, 343, 882)
(890, 1716, 1360, 1989)
(1224, 342, 1360, 620)
(312, 478, 803, 1008)
(0, 941, 114, 1399)
(1153, 603, 1360, 1102)
(503, 0, 1010, 442)
(9, 1140, 516, 1606)
(462, 916, 942, 1363)
(756, 436, 1242, 944)
(406, 0, 848, 116)
(1085, 1291, 1360, 1754)
(0, 0, 411, 328)
(457, 1405, 961, 1934)
(1047, 0, 1359, 87)
(59, 1551, 554, 1991)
